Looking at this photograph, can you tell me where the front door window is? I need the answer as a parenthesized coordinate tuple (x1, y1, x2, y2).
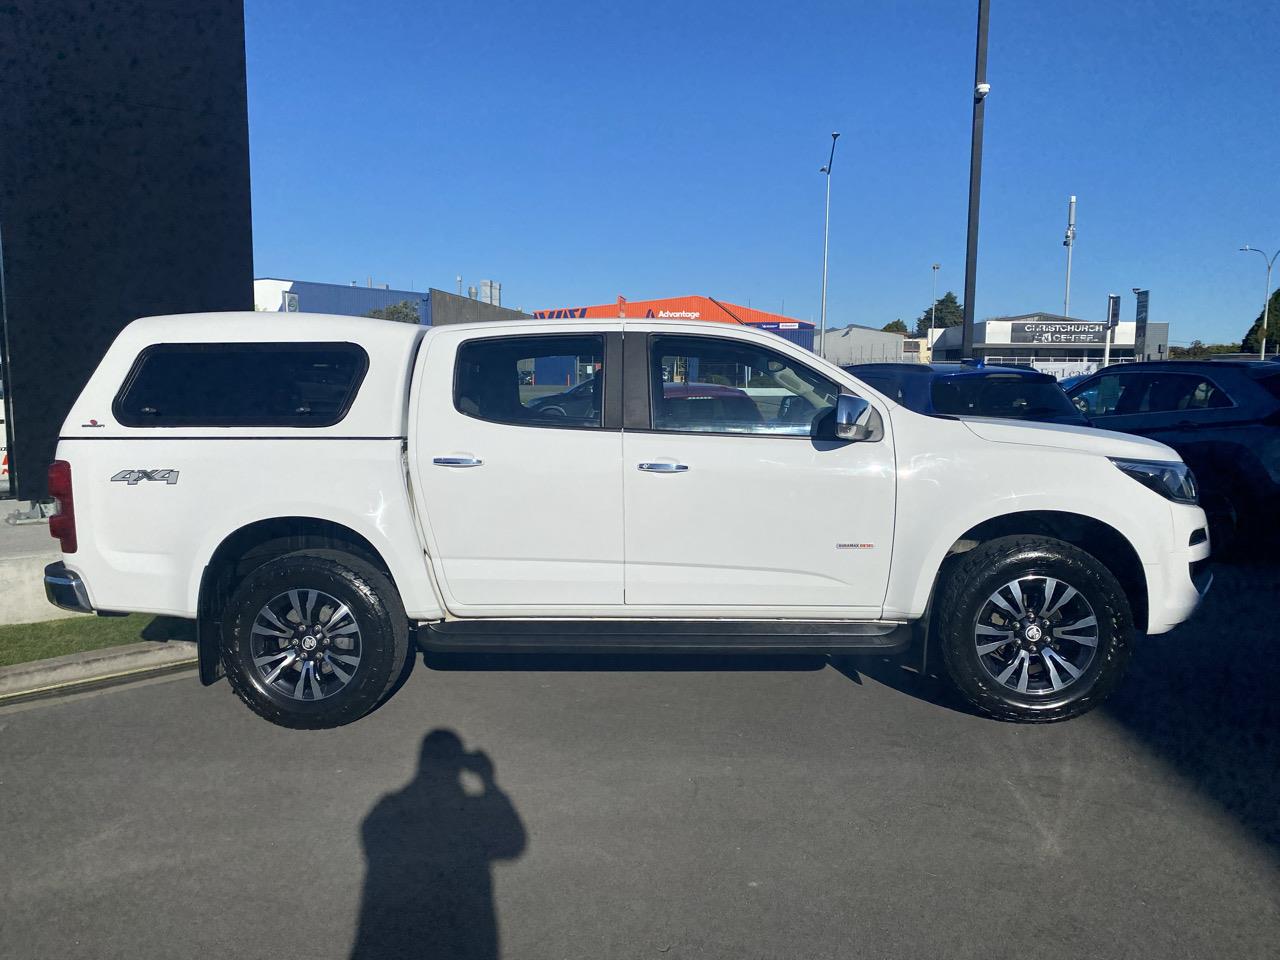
(651, 335, 838, 436)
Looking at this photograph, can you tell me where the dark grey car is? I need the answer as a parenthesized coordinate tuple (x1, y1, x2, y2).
(1066, 360, 1280, 552)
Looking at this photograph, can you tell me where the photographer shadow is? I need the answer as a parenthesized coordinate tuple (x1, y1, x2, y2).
(351, 729, 526, 960)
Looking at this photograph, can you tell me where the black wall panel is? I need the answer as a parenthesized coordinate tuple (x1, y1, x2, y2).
(0, 1, 253, 499)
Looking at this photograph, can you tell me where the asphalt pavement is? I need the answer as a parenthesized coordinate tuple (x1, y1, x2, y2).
(1, 562, 1276, 960)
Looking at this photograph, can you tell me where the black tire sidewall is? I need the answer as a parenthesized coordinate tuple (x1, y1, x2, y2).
(939, 537, 1133, 722)
(222, 552, 407, 729)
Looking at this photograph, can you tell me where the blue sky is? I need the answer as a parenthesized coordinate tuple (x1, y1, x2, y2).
(245, 0, 1278, 345)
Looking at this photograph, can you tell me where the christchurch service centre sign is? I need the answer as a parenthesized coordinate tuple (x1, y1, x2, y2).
(1010, 319, 1108, 345)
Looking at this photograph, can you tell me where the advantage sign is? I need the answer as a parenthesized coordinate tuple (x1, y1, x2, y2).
(1011, 320, 1108, 344)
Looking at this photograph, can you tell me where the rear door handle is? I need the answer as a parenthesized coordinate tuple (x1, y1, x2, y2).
(433, 456, 483, 468)
(638, 462, 689, 473)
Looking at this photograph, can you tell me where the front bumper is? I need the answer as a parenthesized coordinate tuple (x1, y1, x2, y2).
(44, 562, 94, 614)
(1145, 505, 1213, 634)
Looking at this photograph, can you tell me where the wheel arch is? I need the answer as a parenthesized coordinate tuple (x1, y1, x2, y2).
(918, 510, 1148, 634)
(195, 517, 401, 685)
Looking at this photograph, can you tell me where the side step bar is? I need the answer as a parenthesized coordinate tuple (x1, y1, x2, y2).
(418, 619, 914, 655)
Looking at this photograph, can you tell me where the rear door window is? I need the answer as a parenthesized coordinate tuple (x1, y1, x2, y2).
(1130, 373, 1233, 413)
(455, 334, 605, 428)
(114, 342, 369, 427)
(931, 375, 1085, 423)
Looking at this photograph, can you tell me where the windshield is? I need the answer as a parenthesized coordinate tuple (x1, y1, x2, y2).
(931, 376, 1088, 424)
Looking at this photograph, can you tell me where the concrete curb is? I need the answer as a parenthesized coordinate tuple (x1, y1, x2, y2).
(0, 640, 198, 705)
(0, 549, 79, 627)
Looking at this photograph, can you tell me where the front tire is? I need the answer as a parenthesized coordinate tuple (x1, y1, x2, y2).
(936, 535, 1134, 723)
(221, 550, 410, 729)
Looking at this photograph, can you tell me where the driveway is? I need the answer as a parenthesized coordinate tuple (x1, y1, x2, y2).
(1, 562, 1276, 960)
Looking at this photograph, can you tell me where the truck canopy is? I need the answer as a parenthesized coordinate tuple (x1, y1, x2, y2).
(61, 312, 426, 440)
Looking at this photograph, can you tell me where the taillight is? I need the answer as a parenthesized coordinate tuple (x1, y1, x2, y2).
(48, 460, 77, 554)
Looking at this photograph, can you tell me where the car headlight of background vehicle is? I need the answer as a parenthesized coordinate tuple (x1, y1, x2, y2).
(1108, 458, 1198, 505)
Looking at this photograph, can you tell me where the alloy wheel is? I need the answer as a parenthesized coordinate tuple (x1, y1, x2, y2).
(973, 575, 1099, 696)
(249, 589, 363, 701)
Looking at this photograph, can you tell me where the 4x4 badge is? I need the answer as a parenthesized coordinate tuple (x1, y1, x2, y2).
(111, 469, 180, 486)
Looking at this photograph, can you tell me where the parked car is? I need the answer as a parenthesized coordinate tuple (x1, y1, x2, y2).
(844, 362, 1089, 426)
(527, 379, 768, 429)
(525, 375, 599, 421)
(1066, 359, 1280, 551)
(45, 313, 1210, 728)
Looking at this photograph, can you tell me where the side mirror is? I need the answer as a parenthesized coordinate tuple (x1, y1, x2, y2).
(834, 394, 873, 441)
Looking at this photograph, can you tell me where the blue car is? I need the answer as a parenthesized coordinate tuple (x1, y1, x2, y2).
(843, 362, 1089, 426)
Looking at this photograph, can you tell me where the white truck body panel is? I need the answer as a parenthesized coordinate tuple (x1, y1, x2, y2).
(52, 312, 1209, 636)
(616, 320, 896, 616)
(408, 325, 625, 611)
(57, 313, 444, 620)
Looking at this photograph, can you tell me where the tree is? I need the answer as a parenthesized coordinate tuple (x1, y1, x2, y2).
(365, 300, 422, 325)
(915, 291, 963, 337)
(1241, 288, 1280, 354)
(1172, 340, 1207, 358)
(1169, 340, 1238, 359)
(882, 319, 909, 335)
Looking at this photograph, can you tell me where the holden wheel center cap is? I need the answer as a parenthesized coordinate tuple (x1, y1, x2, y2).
(301, 635, 318, 652)
(1024, 624, 1043, 643)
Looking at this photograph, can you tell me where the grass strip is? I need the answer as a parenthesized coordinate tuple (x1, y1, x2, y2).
(0, 614, 194, 668)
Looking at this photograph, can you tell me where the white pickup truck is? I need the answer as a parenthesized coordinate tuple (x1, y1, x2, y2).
(44, 313, 1211, 728)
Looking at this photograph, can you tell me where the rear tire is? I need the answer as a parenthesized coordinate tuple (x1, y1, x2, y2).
(936, 535, 1134, 723)
(221, 550, 410, 729)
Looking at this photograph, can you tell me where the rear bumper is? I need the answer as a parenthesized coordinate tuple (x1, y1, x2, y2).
(44, 562, 95, 614)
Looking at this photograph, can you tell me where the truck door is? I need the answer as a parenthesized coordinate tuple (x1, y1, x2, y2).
(621, 332, 895, 615)
(411, 330, 624, 613)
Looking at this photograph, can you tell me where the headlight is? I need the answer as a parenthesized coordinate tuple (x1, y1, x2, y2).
(1109, 458, 1198, 505)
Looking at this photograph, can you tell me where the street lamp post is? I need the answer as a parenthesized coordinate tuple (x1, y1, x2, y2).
(960, 0, 991, 360)
(929, 263, 941, 343)
(819, 132, 840, 358)
(1062, 195, 1076, 317)
(1240, 245, 1279, 361)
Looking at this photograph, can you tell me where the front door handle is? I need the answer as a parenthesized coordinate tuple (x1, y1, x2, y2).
(638, 462, 689, 473)
(433, 456, 483, 468)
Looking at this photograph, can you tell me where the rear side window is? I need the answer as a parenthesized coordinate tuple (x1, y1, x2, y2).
(455, 334, 605, 428)
(1112, 372, 1232, 414)
(114, 342, 369, 427)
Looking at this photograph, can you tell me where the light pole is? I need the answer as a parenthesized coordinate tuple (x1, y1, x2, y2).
(929, 263, 941, 344)
(960, 0, 991, 359)
(1240, 245, 1279, 360)
(819, 131, 840, 357)
(1062, 195, 1076, 317)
